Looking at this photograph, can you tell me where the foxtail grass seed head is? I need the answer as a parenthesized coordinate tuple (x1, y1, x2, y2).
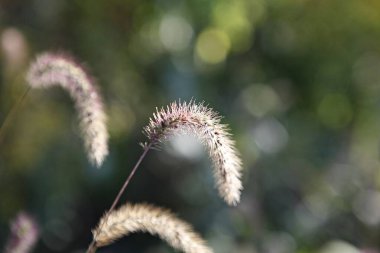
(93, 203, 213, 253)
(143, 101, 243, 205)
(26, 52, 108, 167)
(4, 212, 39, 253)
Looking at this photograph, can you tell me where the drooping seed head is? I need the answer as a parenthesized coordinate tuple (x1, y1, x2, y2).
(4, 212, 39, 253)
(93, 203, 213, 253)
(143, 100, 243, 205)
(26, 52, 109, 167)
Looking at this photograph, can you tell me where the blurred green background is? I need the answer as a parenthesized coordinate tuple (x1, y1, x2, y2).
(1, 0, 380, 252)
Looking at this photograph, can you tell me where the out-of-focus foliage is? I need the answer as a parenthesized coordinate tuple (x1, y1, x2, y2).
(1, 0, 380, 252)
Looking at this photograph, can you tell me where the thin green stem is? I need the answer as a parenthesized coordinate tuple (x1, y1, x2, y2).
(0, 86, 30, 144)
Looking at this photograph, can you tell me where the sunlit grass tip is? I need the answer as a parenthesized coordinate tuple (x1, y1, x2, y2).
(143, 100, 243, 205)
(92, 203, 213, 253)
(4, 212, 39, 253)
(26, 52, 109, 167)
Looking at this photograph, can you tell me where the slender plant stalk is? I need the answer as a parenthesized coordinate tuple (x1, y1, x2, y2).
(0, 86, 30, 145)
(87, 142, 152, 253)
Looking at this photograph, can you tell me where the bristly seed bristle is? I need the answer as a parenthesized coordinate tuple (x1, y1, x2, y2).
(143, 100, 243, 205)
(26, 52, 109, 167)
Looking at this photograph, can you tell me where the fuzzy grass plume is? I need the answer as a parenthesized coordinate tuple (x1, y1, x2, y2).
(4, 212, 39, 253)
(143, 101, 243, 205)
(26, 52, 108, 167)
(92, 203, 213, 253)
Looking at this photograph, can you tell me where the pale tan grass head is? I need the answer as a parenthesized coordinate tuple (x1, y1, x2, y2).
(26, 52, 109, 167)
(4, 212, 39, 253)
(143, 100, 243, 205)
(92, 203, 213, 253)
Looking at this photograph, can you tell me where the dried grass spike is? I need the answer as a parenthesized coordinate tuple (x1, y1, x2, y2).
(143, 101, 243, 205)
(93, 203, 213, 253)
(4, 212, 39, 253)
(26, 52, 108, 167)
